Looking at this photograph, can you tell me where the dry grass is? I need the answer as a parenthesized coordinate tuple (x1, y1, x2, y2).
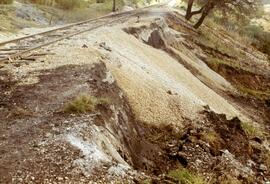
(0, 0, 13, 4)
(201, 131, 221, 146)
(201, 131, 223, 155)
(12, 107, 33, 117)
(64, 94, 111, 113)
(206, 57, 241, 71)
(237, 86, 270, 100)
(241, 122, 264, 138)
(168, 168, 206, 184)
(197, 27, 246, 59)
(29, 0, 86, 9)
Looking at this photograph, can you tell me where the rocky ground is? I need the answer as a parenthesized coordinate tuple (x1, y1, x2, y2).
(0, 6, 269, 184)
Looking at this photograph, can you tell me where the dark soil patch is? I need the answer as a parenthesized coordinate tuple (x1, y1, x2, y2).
(208, 62, 270, 92)
(202, 109, 251, 158)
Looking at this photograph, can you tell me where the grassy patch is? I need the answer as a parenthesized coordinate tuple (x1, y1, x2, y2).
(239, 25, 270, 57)
(64, 94, 111, 113)
(237, 86, 270, 100)
(29, 0, 87, 9)
(140, 179, 152, 184)
(241, 122, 264, 138)
(168, 168, 206, 184)
(206, 57, 241, 71)
(95, 97, 111, 106)
(0, 0, 13, 4)
(196, 29, 245, 59)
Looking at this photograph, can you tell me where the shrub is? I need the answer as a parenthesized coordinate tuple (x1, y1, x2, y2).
(64, 95, 111, 113)
(239, 25, 270, 57)
(0, 0, 13, 4)
(168, 168, 206, 184)
(64, 95, 96, 113)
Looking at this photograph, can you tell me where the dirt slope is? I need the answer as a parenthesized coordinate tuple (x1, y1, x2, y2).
(0, 6, 269, 184)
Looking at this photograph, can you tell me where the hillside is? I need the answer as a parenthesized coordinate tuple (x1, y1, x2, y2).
(0, 2, 269, 184)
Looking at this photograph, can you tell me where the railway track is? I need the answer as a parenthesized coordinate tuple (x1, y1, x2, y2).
(0, 4, 163, 63)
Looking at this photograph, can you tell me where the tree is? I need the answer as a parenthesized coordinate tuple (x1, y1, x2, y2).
(185, 0, 261, 29)
(112, 0, 116, 12)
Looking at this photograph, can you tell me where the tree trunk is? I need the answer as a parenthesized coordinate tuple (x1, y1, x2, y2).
(189, 7, 204, 17)
(193, 1, 215, 29)
(185, 0, 195, 20)
(112, 0, 116, 12)
(193, 12, 207, 28)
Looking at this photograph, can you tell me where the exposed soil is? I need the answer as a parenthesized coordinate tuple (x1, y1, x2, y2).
(0, 7, 270, 184)
(124, 11, 270, 125)
(0, 61, 181, 183)
(136, 107, 270, 183)
(121, 11, 270, 183)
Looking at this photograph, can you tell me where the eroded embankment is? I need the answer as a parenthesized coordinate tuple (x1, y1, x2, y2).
(123, 11, 270, 125)
(1, 59, 269, 183)
(0, 8, 270, 184)
(0, 60, 166, 183)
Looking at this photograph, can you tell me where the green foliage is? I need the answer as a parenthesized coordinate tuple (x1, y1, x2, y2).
(64, 95, 96, 113)
(207, 8, 270, 58)
(168, 168, 206, 184)
(0, 0, 13, 4)
(64, 95, 111, 113)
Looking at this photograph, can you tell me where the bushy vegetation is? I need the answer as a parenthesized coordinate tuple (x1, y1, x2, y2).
(168, 168, 206, 184)
(64, 94, 111, 113)
(0, 0, 13, 4)
(240, 25, 270, 57)
(210, 12, 270, 58)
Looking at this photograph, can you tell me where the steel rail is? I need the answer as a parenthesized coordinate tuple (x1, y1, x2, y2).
(0, 3, 163, 47)
(0, 3, 166, 63)
(0, 12, 140, 62)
